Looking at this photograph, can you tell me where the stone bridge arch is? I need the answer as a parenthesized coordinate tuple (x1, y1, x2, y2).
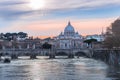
(56, 52, 68, 56)
(73, 49, 93, 58)
(75, 51, 86, 57)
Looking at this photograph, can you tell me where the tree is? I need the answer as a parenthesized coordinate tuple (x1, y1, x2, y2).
(104, 18, 120, 48)
(3, 32, 28, 41)
(0, 33, 4, 39)
(84, 39, 97, 48)
(42, 42, 52, 49)
(18, 32, 28, 38)
(4, 33, 12, 41)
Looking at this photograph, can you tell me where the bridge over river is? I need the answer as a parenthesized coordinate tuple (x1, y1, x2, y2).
(0, 48, 92, 58)
(0, 48, 120, 66)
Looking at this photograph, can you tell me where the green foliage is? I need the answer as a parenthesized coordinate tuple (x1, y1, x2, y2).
(42, 42, 52, 49)
(2, 32, 28, 41)
(84, 39, 97, 45)
(18, 32, 28, 38)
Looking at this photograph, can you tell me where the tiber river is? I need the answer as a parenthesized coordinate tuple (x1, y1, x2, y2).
(0, 56, 120, 80)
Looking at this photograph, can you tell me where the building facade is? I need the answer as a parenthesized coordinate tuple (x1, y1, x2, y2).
(54, 21, 83, 49)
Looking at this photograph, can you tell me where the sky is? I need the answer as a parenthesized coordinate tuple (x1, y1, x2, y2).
(0, 0, 120, 38)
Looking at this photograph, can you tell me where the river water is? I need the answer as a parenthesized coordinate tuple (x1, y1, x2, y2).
(0, 56, 120, 80)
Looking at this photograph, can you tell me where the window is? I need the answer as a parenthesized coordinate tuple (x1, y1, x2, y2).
(65, 43, 67, 47)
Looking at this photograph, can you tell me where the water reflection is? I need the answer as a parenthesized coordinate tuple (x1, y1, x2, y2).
(107, 66, 120, 80)
(0, 56, 119, 80)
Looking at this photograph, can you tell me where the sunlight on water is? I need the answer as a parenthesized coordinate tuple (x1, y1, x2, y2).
(0, 56, 119, 80)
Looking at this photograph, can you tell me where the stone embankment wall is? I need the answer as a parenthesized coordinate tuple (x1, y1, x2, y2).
(92, 50, 120, 66)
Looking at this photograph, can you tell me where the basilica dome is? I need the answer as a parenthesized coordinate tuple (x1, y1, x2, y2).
(64, 21, 75, 33)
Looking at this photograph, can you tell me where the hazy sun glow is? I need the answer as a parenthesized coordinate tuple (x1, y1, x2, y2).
(29, 0, 45, 10)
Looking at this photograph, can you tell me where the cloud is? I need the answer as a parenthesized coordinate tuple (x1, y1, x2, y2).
(0, 0, 27, 6)
(45, 0, 120, 9)
(0, 0, 120, 30)
(0, 0, 120, 20)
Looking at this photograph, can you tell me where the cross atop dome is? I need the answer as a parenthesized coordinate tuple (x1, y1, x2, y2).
(68, 21, 71, 26)
(63, 21, 76, 36)
(64, 21, 75, 33)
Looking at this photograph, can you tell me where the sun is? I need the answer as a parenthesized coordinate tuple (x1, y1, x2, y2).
(29, 0, 45, 10)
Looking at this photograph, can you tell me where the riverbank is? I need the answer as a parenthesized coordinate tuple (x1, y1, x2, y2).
(92, 50, 120, 67)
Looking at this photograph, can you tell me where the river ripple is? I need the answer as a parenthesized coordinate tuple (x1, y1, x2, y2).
(0, 56, 119, 80)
